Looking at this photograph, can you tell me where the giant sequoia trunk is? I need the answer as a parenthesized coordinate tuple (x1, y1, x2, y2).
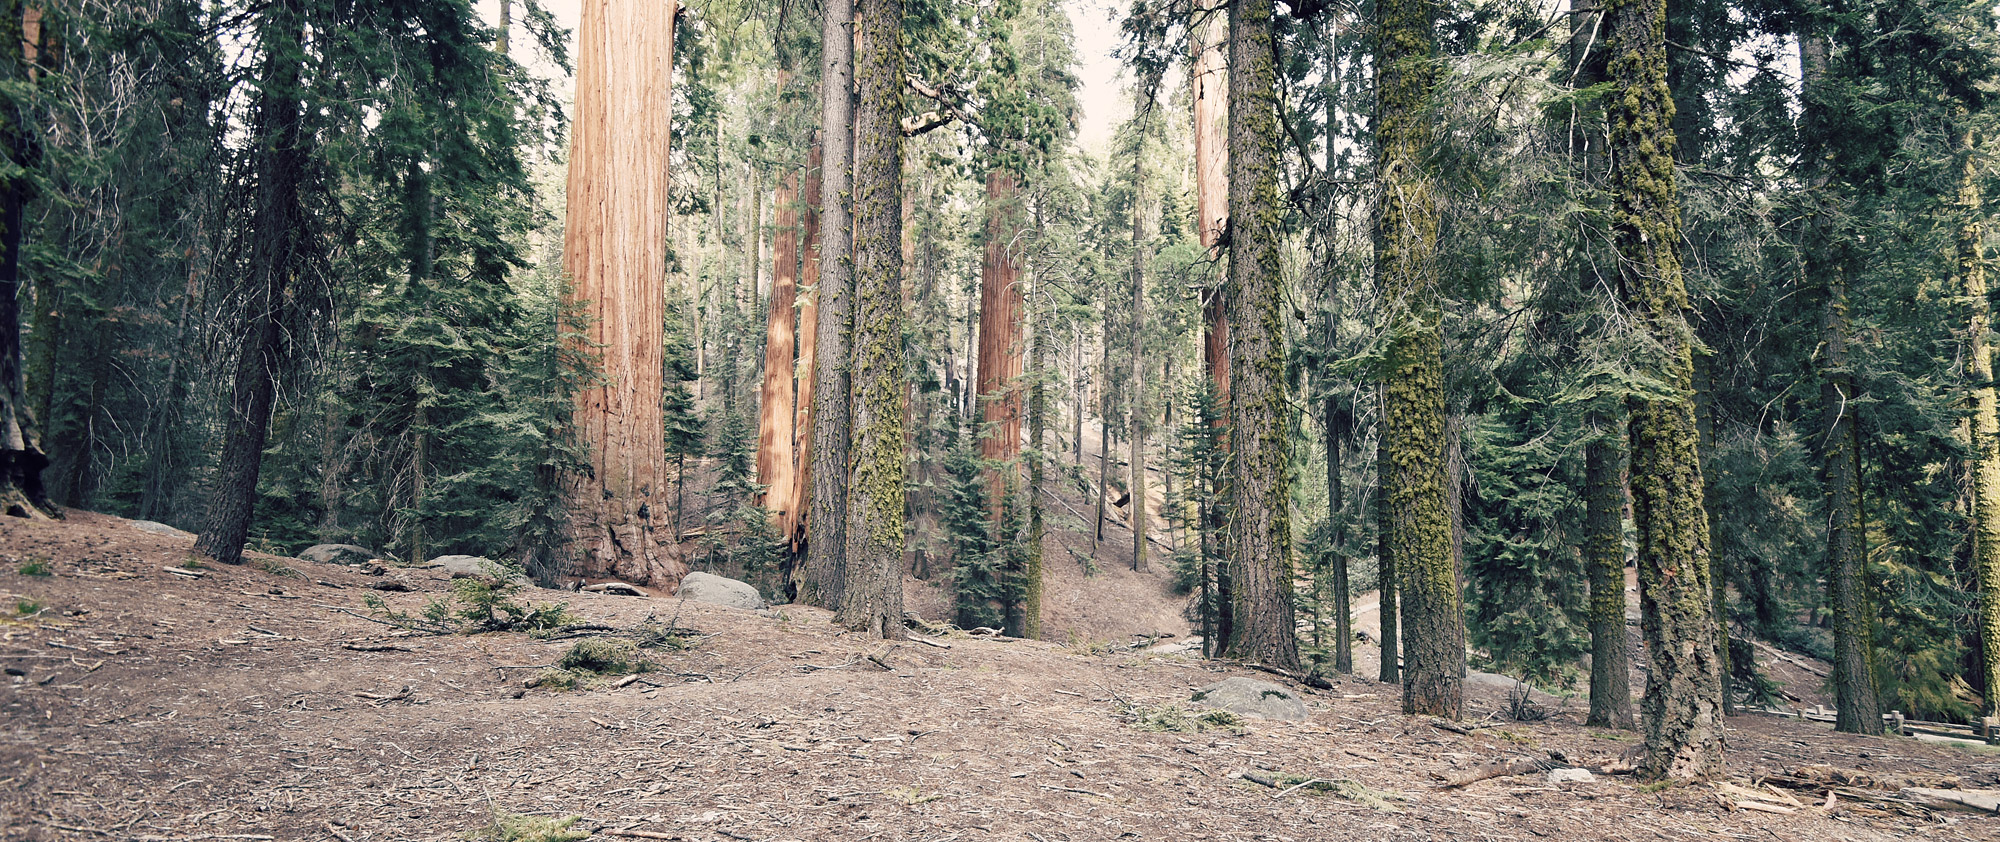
(0, 0, 48, 520)
(196, 0, 310, 565)
(1376, 0, 1461, 716)
(976, 171, 1025, 522)
(1222, 0, 1298, 671)
(835, 0, 906, 638)
(802, 0, 856, 608)
(757, 170, 801, 538)
(1799, 32, 1883, 737)
(792, 141, 823, 554)
(1607, 0, 1724, 780)
(1960, 126, 2000, 722)
(561, 0, 682, 587)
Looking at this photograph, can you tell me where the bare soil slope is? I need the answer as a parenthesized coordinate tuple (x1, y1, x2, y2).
(3, 512, 1997, 841)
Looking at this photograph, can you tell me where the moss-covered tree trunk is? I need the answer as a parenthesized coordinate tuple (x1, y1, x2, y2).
(835, 0, 906, 638)
(1961, 125, 2000, 722)
(197, 0, 310, 564)
(1016, 225, 1047, 639)
(1585, 412, 1635, 729)
(803, 0, 855, 608)
(1375, 0, 1459, 715)
(1327, 394, 1353, 674)
(1606, 0, 1724, 780)
(1222, 0, 1298, 670)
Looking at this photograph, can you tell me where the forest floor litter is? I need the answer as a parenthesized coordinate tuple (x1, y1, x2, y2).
(3, 512, 1998, 841)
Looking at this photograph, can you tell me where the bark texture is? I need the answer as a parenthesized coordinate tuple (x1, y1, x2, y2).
(1128, 151, 1149, 574)
(803, 0, 855, 608)
(757, 170, 801, 538)
(1607, 0, 1724, 780)
(197, 0, 309, 565)
(836, 0, 906, 638)
(1223, 0, 1299, 670)
(1376, 0, 1461, 716)
(561, 0, 682, 587)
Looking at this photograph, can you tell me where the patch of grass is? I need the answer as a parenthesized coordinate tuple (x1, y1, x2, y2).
(179, 556, 207, 570)
(466, 811, 588, 842)
(886, 786, 943, 806)
(528, 668, 580, 691)
(255, 559, 300, 578)
(1254, 774, 1408, 811)
(366, 577, 577, 636)
(1590, 730, 1636, 742)
(557, 638, 652, 675)
(1636, 779, 1680, 793)
(17, 559, 50, 577)
(1122, 701, 1246, 734)
(1490, 728, 1538, 745)
(15, 598, 45, 617)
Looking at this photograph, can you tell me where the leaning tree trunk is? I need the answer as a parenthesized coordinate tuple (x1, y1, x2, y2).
(1376, 0, 1461, 716)
(757, 168, 801, 537)
(802, 0, 856, 609)
(1959, 124, 2000, 723)
(197, 0, 310, 564)
(835, 0, 906, 638)
(1222, 0, 1298, 671)
(561, 0, 683, 587)
(1607, 0, 1724, 780)
(1798, 31, 1882, 737)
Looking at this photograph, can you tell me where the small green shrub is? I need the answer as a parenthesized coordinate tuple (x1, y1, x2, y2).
(1123, 702, 1246, 733)
(17, 559, 50, 577)
(557, 638, 651, 675)
(15, 598, 45, 616)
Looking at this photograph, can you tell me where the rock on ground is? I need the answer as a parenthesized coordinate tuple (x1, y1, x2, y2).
(423, 555, 528, 584)
(675, 571, 766, 610)
(299, 544, 381, 566)
(130, 520, 193, 539)
(1190, 677, 1311, 721)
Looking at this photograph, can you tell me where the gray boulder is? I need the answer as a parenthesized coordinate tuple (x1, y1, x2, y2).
(675, 571, 766, 610)
(424, 555, 528, 584)
(1190, 677, 1311, 721)
(300, 544, 381, 566)
(130, 520, 194, 539)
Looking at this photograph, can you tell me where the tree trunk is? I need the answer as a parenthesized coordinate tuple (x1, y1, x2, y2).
(793, 141, 823, 554)
(1327, 394, 1353, 674)
(196, 0, 310, 563)
(0, 0, 47, 520)
(1020, 239, 1046, 639)
(1960, 124, 2000, 722)
(1222, 0, 1298, 671)
(1795, 31, 1882, 738)
(1129, 145, 1149, 574)
(802, 0, 856, 608)
(560, 0, 683, 587)
(757, 168, 801, 537)
(835, 0, 906, 638)
(1376, 0, 1460, 716)
(1585, 412, 1635, 729)
(1608, 0, 1724, 779)
(976, 171, 1025, 523)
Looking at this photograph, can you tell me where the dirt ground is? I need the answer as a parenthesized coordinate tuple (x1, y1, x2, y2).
(4, 511, 1999, 841)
